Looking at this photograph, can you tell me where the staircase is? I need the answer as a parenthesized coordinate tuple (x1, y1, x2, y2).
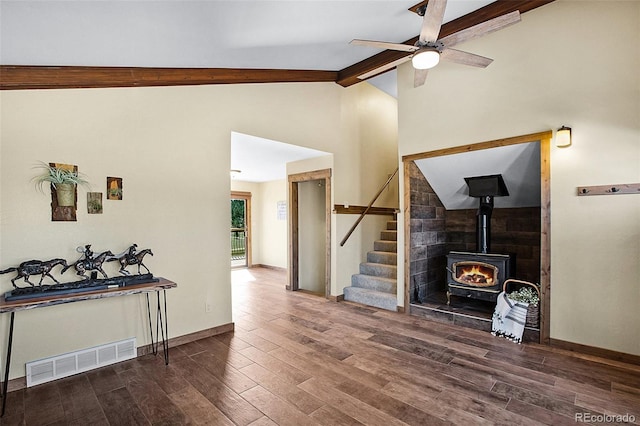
(343, 220, 398, 311)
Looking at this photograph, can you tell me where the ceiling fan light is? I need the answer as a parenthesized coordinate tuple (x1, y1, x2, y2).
(412, 49, 440, 69)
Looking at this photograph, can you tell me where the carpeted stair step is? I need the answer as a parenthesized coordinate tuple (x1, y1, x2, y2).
(342, 218, 399, 312)
(374, 240, 397, 253)
(359, 262, 397, 279)
(367, 250, 397, 265)
(351, 274, 396, 293)
(343, 286, 397, 311)
(380, 230, 397, 241)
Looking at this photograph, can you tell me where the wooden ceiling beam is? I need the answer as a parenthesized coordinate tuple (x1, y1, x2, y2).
(336, 0, 555, 87)
(0, 66, 338, 90)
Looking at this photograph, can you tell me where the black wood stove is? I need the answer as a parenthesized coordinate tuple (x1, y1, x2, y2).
(446, 174, 515, 304)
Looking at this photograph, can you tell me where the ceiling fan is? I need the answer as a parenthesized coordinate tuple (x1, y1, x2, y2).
(351, 0, 521, 87)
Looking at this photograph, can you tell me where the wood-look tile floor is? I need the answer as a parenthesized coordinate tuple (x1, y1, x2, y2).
(2, 266, 639, 425)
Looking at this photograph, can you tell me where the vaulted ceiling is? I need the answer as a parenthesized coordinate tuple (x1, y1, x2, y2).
(0, 1, 554, 91)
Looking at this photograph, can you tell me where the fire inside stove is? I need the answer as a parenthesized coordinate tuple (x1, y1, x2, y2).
(452, 261, 498, 287)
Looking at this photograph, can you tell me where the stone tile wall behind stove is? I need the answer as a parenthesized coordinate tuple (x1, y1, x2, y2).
(445, 208, 541, 284)
(408, 161, 542, 305)
(409, 162, 447, 303)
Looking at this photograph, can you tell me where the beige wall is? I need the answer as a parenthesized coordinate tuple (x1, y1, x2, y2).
(397, 1, 640, 355)
(337, 84, 400, 294)
(0, 81, 397, 379)
(256, 180, 288, 269)
(286, 83, 400, 297)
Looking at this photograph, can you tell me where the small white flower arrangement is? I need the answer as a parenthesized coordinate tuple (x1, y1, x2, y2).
(507, 286, 539, 307)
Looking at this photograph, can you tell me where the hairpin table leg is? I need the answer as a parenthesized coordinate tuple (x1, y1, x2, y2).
(156, 290, 169, 365)
(146, 293, 157, 356)
(2, 312, 15, 417)
(146, 291, 169, 364)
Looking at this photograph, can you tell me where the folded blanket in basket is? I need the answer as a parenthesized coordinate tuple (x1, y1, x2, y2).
(492, 291, 529, 344)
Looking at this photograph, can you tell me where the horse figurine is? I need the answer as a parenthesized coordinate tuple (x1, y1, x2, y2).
(0, 258, 68, 288)
(62, 245, 114, 279)
(108, 244, 153, 275)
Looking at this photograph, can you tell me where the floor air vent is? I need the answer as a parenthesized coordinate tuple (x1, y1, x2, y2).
(26, 337, 137, 387)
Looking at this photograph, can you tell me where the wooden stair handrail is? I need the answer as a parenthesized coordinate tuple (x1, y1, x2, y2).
(340, 168, 399, 247)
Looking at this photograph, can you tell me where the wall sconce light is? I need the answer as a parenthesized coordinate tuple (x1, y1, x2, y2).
(556, 126, 572, 148)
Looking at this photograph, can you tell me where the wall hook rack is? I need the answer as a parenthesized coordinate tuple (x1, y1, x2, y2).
(577, 183, 640, 196)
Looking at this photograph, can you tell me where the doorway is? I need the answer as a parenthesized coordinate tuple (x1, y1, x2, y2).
(231, 191, 252, 268)
(288, 169, 331, 298)
(297, 179, 327, 295)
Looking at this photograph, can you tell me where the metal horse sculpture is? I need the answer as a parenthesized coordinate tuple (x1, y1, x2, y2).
(0, 258, 68, 288)
(62, 249, 114, 279)
(108, 244, 153, 275)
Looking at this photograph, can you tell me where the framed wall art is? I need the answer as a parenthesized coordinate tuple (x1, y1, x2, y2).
(87, 192, 103, 214)
(107, 177, 123, 200)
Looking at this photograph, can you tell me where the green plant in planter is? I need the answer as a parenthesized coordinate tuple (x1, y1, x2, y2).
(32, 162, 90, 207)
(507, 286, 539, 306)
(108, 187, 122, 199)
(87, 199, 102, 213)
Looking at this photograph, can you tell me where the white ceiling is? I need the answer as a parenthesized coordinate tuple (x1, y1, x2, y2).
(0, 0, 495, 97)
(231, 132, 329, 182)
(415, 142, 541, 210)
(1, 1, 509, 180)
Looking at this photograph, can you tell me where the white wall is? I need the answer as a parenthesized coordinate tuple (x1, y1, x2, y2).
(0, 81, 397, 380)
(397, 1, 640, 355)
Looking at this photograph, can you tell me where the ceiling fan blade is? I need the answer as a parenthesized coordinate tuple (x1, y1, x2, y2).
(414, 68, 429, 88)
(439, 10, 521, 48)
(440, 48, 493, 68)
(419, 0, 447, 43)
(357, 56, 412, 80)
(350, 39, 418, 53)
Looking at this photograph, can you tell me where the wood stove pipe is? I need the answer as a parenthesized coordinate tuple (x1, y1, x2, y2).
(464, 174, 509, 254)
(476, 195, 494, 254)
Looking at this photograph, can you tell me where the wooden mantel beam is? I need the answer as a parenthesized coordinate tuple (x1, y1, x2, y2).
(336, 0, 556, 87)
(0, 66, 338, 90)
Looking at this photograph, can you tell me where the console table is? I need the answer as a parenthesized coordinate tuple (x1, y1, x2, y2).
(0, 277, 177, 416)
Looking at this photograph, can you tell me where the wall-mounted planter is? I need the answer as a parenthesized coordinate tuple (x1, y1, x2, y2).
(32, 162, 89, 221)
(55, 183, 76, 207)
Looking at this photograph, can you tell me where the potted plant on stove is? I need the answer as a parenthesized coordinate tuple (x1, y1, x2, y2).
(32, 162, 90, 207)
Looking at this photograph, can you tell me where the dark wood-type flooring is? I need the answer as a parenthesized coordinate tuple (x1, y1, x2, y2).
(2, 266, 639, 425)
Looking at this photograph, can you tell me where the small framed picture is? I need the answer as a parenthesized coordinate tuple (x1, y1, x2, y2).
(107, 177, 123, 200)
(277, 200, 287, 220)
(87, 192, 103, 214)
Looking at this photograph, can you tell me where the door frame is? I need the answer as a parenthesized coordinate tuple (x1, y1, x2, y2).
(402, 131, 552, 344)
(288, 168, 332, 298)
(231, 191, 252, 268)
